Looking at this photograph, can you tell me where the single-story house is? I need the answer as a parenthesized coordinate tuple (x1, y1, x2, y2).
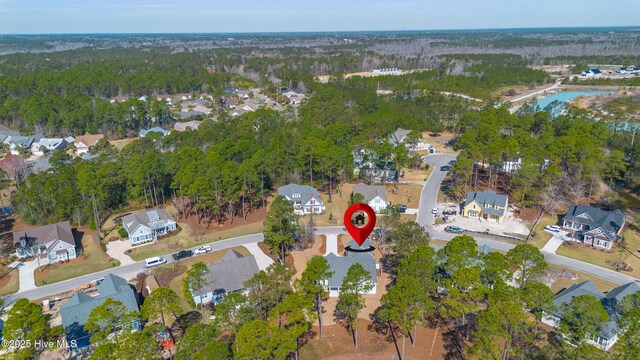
(191, 250, 260, 305)
(462, 190, 509, 223)
(352, 184, 388, 213)
(277, 183, 325, 215)
(13, 221, 77, 264)
(60, 274, 141, 350)
(324, 239, 377, 297)
(542, 280, 640, 351)
(74, 133, 105, 154)
(173, 120, 202, 132)
(31, 138, 68, 156)
(139, 127, 170, 137)
(562, 205, 626, 250)
(121, 209, 177, 245)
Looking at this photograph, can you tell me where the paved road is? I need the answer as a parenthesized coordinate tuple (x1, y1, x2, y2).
(2, 233, 264, 306)
(417, 153, 458, 227)
(509, 82, 562, 103)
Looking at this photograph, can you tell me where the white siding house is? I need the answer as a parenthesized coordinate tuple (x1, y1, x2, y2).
(122, 209, 177, 245)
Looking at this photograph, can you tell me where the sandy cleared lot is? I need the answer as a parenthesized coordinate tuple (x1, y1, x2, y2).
(433, 207, 530, 236)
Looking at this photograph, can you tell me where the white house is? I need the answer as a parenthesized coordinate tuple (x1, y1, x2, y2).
(581, 69, 602, 77)
(13, 221, 77, 264)
(542, 280, 640, 351)
(121, 209, 177, 245)
(31, 138, 68, 156)
(352, 184, 388, 213)
(74, 133, 105, 154)
(389, 128, 428, 151)
(324, 239, 377, 297)
(277, 183, 325, 215)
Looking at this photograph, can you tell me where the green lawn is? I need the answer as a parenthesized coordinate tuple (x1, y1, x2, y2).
(34, 232, 119, 286)
(555, 227, 640, 275)
(0, 265, 19, 296)
(127, 221, 264, 261)
(526, 216, 561, 249)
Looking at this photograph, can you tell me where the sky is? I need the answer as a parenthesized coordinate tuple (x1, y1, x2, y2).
(0, 0, 638, 34)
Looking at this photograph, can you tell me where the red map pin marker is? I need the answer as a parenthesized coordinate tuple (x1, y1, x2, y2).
(344, 203, 377, 247)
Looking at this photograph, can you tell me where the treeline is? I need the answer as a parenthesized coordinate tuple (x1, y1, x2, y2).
(449, 106, 634, 207)
(12, 75, 471, 226)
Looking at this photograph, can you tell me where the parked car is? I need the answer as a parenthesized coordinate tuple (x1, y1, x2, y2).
(545, 225, 561, 233)
(431, 207, 438, 214)
(172, 250, 194, 261)
(195, 245, 212, 255)
(396, 204, 408, 213)
(444, 226, 464, 234)
(145, 256, 167, 268)
(440, 165, 451, 171)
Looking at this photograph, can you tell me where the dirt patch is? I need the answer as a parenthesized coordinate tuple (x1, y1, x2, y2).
(0, 264, 18, 295)
(0, 214, 31, 259)
(175, 204, 267, 238)
(290, 236, 327, 282)
(317, 235, 327, 254)
(300, 320, 448, 360)
(421, 131, 458, 154)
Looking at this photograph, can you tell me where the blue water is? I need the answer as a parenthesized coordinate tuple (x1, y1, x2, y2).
(534, 90, 615, 112)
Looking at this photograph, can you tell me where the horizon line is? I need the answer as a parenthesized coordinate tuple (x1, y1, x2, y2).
(2, 25, 640, 37)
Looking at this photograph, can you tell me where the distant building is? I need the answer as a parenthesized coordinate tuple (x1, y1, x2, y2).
(542, 280, 640, 351)
(389, 128, 428, 151)
(173, 120, 202, 132)
(462, 190, 508, 223)
(581, 69, 602, 77)
(31, 138, 69, 156)
(139, 127, 170, 137)
(74, 133, 105, 154)
(324, 239, 377, 297)
(352, 184, 388, 213)
(191, 250, 260, 305)
(277, 183, 325, 215)
(121, 209, 177, 245)
(60, 274, 141, 350)
(13, 221, 77, 264)
(562, 205, 626, 250)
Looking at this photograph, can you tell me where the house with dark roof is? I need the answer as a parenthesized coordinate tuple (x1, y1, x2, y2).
(277, 183, 325, 215)
(462, 190, 509, 223)
(389, 128, 428, 151)
(30, 138, 69, 156)
(7, 134, 44, 155)
(542, 280, 640, 350)
(562, 205, 626, 250)
(121, 209, 177, 245)
(352, 146, 398, 183)
(324, 239, 377, 297)
(352, 184, 388, 213)
(191, 250, 260, 305)
(139, 127, 170, 137)
(581, 69, 602, 77)
(60, 274, 141, 350)
(13, 221, 77, 264)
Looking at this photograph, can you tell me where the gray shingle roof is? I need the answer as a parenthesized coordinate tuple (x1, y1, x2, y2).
(352, 184, 387, 203)
(13, 221, 75, 251)
(550, 280, 640, 340)
(278, 183, 322, 207)
(325, 240, 376, 288)
(198, 251, 260, 296)
(122, 208, 175, 234)
(60, 274, 139, 344)
(465, 190, 508, 217)
(563, 205, 626, 241)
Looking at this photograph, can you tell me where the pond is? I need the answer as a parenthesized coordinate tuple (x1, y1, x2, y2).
(534, 90, 616, 114)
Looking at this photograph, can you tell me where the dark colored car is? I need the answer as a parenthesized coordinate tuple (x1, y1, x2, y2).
(172, 250, 194, 261)
(396, 204, 408, 213)
(444, 226, 464, 234)
(440, 165, 451, 171)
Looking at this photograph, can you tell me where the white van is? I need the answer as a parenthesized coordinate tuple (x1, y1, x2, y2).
(144, 256, 167, 268)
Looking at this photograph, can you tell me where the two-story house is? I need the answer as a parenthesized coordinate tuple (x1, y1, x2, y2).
(352, 184, 388, 213)
(462, 190, 508, 223)
(562, 204, 626, 250)
(277, 183, 325, 215)
(389, 128, 428, 151)
(121, 209, 177, 245)
(542, 280, 640, 351)
(13, 221, 77, 264)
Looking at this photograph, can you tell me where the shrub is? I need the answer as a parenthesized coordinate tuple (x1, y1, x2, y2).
(118, 227, 128, 239)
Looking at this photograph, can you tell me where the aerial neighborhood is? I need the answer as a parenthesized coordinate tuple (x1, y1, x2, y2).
(1, 28, 640, 360)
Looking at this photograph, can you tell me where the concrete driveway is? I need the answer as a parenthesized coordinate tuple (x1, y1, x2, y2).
(541, 235, 564, 254)
(417, 153, 458, 227)
(244, 242, 274, 271)
(325, 234, 339, 255)
(106, 239, 136, 266)
(9, 259, 38, 292)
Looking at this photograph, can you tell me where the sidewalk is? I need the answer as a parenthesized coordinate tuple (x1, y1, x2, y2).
(244, 242, 274, 271)
(106, 239, 136, 266)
